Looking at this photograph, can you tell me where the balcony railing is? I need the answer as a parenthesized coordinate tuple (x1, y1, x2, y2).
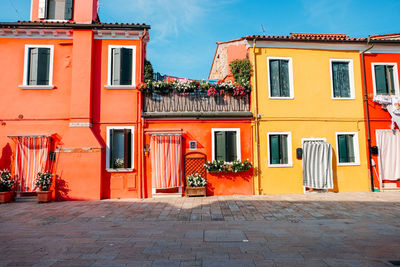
(142, 92, 251, 118)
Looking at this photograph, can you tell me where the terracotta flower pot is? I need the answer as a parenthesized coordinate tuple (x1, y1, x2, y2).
(0, 192, 12, 203)
(37, 190, 52, 203)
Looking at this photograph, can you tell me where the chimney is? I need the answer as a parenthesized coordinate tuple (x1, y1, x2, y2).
(31, 0, 98, 23)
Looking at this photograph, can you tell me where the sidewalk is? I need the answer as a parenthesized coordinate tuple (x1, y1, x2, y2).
(0, 192, 399, 266)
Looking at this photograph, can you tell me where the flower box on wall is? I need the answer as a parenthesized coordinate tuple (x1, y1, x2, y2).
(186, 186, 206, 197)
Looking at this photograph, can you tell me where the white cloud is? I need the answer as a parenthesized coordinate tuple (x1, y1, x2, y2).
(99, 0, 235, 42)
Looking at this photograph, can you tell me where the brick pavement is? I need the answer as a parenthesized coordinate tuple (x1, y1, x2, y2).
(0, 192, 399, 266)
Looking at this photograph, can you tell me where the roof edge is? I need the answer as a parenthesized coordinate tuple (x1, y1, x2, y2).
(0, 21, 151, 30)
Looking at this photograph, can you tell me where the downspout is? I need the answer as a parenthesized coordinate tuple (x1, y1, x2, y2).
(252, 38, 262, 195)
(361, 39, 375, 191)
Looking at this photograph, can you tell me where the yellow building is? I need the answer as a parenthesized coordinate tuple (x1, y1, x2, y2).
(247, 33, 371, 194)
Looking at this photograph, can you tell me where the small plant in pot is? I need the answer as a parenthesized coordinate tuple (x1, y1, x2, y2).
(35, 171, 53, 203)
(0, 169, 14, 203)
(186, 173, 207, 197)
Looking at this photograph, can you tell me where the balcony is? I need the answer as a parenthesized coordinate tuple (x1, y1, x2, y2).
(142, 92, 251, 118)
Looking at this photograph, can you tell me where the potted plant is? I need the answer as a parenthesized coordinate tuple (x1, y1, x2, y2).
(0, 169, 14, 203)
(35, 171, 53, 203)
(204, 160, 225, 173)
(185, 173, 207, 197)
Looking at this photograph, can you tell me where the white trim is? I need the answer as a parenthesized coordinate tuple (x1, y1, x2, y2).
(106, 126, 135, 169)
(107, 45, 137, 88)
(267, 57, 294, 99)
(335, 132, 360, 166)
(329, 59, 355, 100)
(18, 85, 55, 89)
(301, 138, 327, 144)
(30, 0, 33, 21)
(211, 128, 241, 163)
(22, 44, 54, 87)
(371, 62, 400, 97)
(104, 85, 137, 90)
(267, 132, 293, 168)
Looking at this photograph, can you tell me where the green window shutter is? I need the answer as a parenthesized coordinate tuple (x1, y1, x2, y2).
(338, 135, 349, 163)
(279, 60, 290, 97)
(332, 62, 350, 98)
(346, 135, 355, 163)
(28, 48, 39, 85)
(112, 48, 122, 85)
(124, 129, 132, 168)
(280, 135, 288, 164)
(64, 0, 73, 20)
(387, 66, 395, 95)
(215, 131, 226, 161)
(269, 60, 280, 97)
(109, 129, 115, 168)
(270, 135, 280, 164)
(37, 48, 50, 85)
(226, 131, 237, 162)
(374, 65, 388, 95)
(120, 48, 133, 85)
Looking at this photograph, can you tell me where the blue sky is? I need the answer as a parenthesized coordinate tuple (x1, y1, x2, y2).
(1, 0, 400, 80)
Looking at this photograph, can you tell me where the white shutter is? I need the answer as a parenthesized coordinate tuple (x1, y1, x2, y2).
(38, 0, 47, 19)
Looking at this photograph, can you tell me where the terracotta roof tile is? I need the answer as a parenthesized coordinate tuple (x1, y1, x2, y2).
(245, 33, 366, 42)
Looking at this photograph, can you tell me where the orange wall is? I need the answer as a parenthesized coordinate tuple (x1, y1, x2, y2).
(362, 53, 400, 189)
(143, 120, 254, 197)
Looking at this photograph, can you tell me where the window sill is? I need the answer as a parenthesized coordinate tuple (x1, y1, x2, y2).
(19, 85, 55, 90)
(106, 168, 134, 173)
(269, 97, 294, 100)
(332, 97, 355, 100)
(105, 85, 136, 89)
(44, 19, 69, 22)
(337, 163, 360, 167)
(268, 164, 293, 168)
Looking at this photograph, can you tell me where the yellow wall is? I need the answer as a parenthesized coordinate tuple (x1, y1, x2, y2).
(250, 47, 370, 194)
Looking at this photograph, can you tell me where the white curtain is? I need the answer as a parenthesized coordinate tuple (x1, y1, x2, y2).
(303, 141, 333, 189)
(376, 130, 400, 181)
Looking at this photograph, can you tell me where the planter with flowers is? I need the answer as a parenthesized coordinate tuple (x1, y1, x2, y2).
(204, 159, 252, 173)
(35, 171, 53, 203)
(0, 169, 14, 203)
(185, 173, 207, 197)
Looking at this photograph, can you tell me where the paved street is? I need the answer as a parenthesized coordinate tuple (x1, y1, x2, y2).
(0, 192, 399, 266)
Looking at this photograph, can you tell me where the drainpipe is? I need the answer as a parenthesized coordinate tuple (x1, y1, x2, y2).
(361, 39, 375, 191)
(252, 38, 262, 195)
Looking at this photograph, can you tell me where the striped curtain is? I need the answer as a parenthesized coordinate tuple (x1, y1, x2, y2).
(150, 135, 183, 189)
(303, 141, 333, 189)
(13, 136, 51, 192)
(376, 130, 400, 181)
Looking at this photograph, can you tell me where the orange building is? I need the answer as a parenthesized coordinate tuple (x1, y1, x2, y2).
(361, 33, 400, 191)
(0, 0, 149, 200)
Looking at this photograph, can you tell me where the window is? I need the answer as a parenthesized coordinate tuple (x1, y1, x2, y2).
(336, 132, 360, 166)
(330, 59, 355, 99)
(268, 132, 292, 167)
(212, 129, 241, 162)
(107, 46, 136, 88)
(106, 127, 135, 170)
(267, 57, 294, 98)
(38, 0, 73, 20)
(372, 63, 399, 96)
(22, 45, 54, 88)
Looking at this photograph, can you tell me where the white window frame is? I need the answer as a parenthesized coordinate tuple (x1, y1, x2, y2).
(267, 57, 294, 99)
(106, 126, 135, 171)
(20, 45, 54, 89)
(330, 59, 355, 100)
(267, 132, 293, 168)
(335, 132, 360, 166)
(106, 45, 136, 89)
(371, 62, 400, 97)
(211, 128, 241, 163)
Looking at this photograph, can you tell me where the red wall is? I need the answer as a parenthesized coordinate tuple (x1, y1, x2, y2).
(362, 53, 400, 189)
(143, 120, 254, 198)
